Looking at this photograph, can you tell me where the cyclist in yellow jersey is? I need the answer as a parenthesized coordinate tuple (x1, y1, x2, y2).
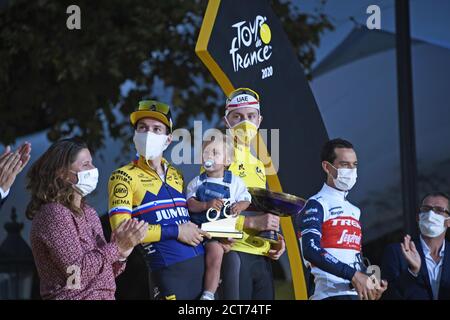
(220, 88, 286, 299)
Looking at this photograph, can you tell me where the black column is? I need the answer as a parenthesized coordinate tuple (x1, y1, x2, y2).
(395, 0, 418, 237)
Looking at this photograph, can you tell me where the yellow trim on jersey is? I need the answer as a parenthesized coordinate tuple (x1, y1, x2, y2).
(108, 157, 184, 243)
(228, 144, 271, 256)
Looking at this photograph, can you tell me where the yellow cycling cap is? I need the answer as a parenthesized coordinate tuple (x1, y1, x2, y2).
(130, 100, 173, 132)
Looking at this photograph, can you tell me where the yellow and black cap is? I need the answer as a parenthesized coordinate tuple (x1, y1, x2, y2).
(130, 100, 173, 132)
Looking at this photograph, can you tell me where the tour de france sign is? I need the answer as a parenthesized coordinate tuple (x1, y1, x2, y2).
(196, 0, 329, 299)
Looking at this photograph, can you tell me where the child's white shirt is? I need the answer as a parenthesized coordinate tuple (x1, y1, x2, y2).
(186, 173, 251, 204)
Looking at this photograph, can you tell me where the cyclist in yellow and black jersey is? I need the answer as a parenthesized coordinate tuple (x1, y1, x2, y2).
(108, 100, 210, 300)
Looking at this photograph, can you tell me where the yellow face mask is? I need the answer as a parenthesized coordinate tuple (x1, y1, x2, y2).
(229, 120, 259, 145)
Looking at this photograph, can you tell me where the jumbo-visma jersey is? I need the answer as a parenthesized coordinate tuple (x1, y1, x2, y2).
(108, 157, 203, 271)
(228, 144, 271, 256)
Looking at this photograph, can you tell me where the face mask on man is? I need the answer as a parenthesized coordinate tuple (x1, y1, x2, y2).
(72, 168, 99, 197)
(133, 131, 169, 160)
(225, 119, 259, 145)
(328, 163, 357, 191)
(419, 210, 449, 238)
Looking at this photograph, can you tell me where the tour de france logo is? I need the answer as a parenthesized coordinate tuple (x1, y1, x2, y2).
(229, 15, 273, 79)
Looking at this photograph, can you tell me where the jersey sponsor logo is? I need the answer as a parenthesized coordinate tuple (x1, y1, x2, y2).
(309, 238, 321, 252)
(255, 166, 265, 181)
(236, 163, 247, 178)
(330, 217, 361, 229)
(302, 216, 319, 223)
(154, 207, 190, 223)
(143, 243, 156, 254)
(113, 183, 128, 198)
(172, 174, 182, 185)
(110, 170, 133, 184)
(139, 177, 158, 183)
(112, 199, 130, 206)
(329, 206, 344, 216)
(321, 217, 362, 251)
(142, 183, 156, 188)
(322, 252, 339, 264)
(305, 207, 318, 214)
(136, 172, 159, 187)
(337, 230, 361, 247)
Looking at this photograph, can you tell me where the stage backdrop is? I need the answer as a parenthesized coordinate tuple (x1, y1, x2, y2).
(196, 0, 329, 299)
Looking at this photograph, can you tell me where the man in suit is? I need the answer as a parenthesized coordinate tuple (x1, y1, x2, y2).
(0, 142, 31, 210)
(382, 192, 450, 300)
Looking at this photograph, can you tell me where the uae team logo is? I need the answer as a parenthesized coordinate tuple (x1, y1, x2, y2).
(229, 15, 273, 79)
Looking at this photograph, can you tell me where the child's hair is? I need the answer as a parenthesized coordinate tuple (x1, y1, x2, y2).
(202, 132, 234, 163)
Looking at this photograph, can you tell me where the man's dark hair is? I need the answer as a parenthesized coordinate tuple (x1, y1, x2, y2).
(421, 191, 450, 208)
(321, 138, 354, 164)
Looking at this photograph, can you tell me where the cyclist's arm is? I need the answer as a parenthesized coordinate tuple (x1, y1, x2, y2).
(108, 170, 178, 243)
(297, 199, 356, 281)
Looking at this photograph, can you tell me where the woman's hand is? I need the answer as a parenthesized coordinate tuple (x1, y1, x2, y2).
(112, 219, 148, 259)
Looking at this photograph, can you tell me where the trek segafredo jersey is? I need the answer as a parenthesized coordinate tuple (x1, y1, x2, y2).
(108, 157, 203, 271)
(297, 183, 362, 300)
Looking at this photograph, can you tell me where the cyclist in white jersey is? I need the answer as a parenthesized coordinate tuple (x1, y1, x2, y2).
(296, 138, 388, 300)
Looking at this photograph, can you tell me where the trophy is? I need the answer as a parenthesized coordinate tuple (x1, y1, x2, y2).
(200, 199, 244, 239)
(248, 187, 306, 244)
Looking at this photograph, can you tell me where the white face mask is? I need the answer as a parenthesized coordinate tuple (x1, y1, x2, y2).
(329, 163, 357, 191)
(133, 131, 169, 160)
(419, 211, 449, 238)
(72, 168, 99, 197)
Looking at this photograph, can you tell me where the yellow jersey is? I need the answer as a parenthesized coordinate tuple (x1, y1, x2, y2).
(229, 143, 271, 256)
